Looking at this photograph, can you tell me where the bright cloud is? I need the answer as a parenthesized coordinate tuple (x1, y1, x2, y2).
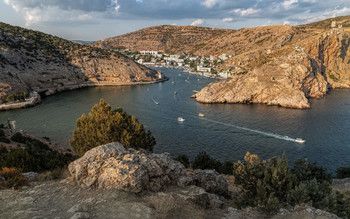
(233, 8, 260, 16)
(190, 19, 204, 26)
(222, 17, 233, 22)
(202, 0, 220, 8)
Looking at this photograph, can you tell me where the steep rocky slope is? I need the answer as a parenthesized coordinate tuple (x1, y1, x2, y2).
(0, 22, 158, 100)
(195, 29, 350, 108)
(94, 25, 232, 54)
(194, 25, 314, 57)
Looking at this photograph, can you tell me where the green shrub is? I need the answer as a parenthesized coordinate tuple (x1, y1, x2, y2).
(70, 99, 156, 156)
(10, 132, 27, 143)
(0, 167, 29, 189)
(232, 152, 350, 217)
(0, 134, 76, 173)
(191, 151, 221, 171)
(174, 154, 190, 168)
(0, 129, 5, 137)
(0, 137, 10, 143)
(292, 158, 331, 183)
(336, 167, 350, 179)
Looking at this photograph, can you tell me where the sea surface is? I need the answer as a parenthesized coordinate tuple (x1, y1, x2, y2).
(1, 68, 349, 172)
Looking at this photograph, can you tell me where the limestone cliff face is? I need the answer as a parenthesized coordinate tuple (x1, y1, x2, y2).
(196, 30, 350, 109)
(304, 30, 350, 89)
(0, 22, 157, 99)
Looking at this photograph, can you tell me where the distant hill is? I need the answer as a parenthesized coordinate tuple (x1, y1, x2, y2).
(71, 40, 94, 44)
(300, 15, 350, 29)
(0, 22, 157, 101)
(94, 25, 233, 54)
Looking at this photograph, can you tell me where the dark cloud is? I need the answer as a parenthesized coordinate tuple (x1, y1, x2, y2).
(5, 0, 118, 12)
(4, 0, 350, 25)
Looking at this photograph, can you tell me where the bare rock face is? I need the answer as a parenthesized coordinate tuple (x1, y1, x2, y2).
(196, 30, 350, 109)
(193, 169, 229, 198)
(68, 142, 186, 193)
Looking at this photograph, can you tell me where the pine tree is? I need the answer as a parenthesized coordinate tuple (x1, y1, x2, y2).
(69, 99, 156, 156)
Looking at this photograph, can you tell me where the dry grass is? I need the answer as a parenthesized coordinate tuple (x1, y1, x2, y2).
(38, 167, 71, 182)
(0, 167, 29, 189)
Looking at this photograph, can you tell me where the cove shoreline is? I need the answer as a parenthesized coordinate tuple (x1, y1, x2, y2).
(0, 77, 169, 111)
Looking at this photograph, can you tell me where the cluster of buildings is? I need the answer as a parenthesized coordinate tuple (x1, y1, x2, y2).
(132, 49, 233, 79)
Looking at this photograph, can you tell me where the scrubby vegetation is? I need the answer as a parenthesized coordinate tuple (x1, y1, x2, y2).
(176, 151, 350, 217)
(70, 99, 156, 156)
(0, 167, 29, 189)
(233, 152, 350, 217)
(0, 133, 76, 173)
(336, 167, 350, 179)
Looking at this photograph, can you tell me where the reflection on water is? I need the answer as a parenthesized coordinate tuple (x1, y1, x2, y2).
(0, 67, 349, 172)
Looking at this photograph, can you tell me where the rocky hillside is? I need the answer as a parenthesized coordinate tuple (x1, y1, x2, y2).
(195, 28, 350, 108)
(301, 15, 350, 29)
(0, 22, 158, 100)
(94, 25, 232, 54)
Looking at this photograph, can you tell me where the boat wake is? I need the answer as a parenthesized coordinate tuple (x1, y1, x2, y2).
(198, 117, 305, 143)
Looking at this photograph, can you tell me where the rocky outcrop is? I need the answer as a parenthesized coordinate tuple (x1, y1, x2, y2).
(196, 30, 350, 109)
(68, 142, 230, 204)
(68, 142, 185, 193)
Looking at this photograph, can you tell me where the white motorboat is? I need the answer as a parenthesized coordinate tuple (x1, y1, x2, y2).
(177, 117, 185, 122)
(295, 138, 305, 143)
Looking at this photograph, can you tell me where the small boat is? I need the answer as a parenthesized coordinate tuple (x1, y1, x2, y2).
(151, 98, 159, 105)
(295, 138, 305, 143)
(174, 91, 177, 95)
(198, 113, 204, 117)
(178, 117, 185, 122)
(172, 81, 175, 85)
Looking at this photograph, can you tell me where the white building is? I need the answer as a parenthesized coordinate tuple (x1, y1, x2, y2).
(197, 66, 211, 72)
(189, 57, 198, 61)
(218, 71, 231, 79)
(219, 54, 228, 61)
(137, 59, 145, 64)
(139, 50, 159, 55)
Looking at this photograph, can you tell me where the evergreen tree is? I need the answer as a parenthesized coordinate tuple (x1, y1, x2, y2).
(69, 99, 156, 156)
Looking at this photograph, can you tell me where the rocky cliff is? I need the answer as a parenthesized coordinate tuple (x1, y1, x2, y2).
(94, 25, 232, 54)
(0, 22, 158, 100)
(195, 28, 350, 109)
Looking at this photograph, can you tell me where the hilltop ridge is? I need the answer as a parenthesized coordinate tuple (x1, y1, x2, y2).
(94, 25, 233, 54)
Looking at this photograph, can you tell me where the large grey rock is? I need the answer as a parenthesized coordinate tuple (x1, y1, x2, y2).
(194, 169, 229, 197)
(22, 172, 38, 181)
(68, 142, 186, 193)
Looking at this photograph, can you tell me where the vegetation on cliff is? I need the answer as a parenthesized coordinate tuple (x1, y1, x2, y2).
(70, 99, 156, 156)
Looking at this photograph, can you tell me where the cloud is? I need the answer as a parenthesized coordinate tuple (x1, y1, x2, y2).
(4, 0, 120, 26)
(190, 19, 204, 26)
(202, 0, 220, 8)
(281, 0, 299, 10)
(3, 0, 350, 29)
(233, 8, 261, 16)
(222, 17, 233, 22)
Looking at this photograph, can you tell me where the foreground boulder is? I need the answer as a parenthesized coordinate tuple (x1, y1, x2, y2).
(68, 142, 186, 193)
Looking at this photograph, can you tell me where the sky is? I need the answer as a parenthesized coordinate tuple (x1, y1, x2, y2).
(0, 0, 350, 41)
